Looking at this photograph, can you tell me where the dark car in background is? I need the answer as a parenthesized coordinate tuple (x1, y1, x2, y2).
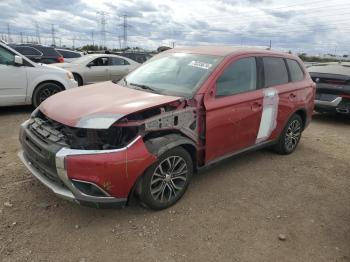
(9, 44, 64, 64)
(308, 62, 350, 114)
(56, 48, 84, 63)
(118, 52, 153, 63)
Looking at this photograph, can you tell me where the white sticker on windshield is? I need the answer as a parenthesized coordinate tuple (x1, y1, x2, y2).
(188, 61, 212, 70)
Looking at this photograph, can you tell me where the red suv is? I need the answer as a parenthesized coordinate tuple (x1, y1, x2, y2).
(19, 47, 315, 210)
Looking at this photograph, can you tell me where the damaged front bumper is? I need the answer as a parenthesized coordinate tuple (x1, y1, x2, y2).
(18, 120, 156, 208)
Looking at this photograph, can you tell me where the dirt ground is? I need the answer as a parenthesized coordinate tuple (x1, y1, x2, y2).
(0, 106, 349, 262)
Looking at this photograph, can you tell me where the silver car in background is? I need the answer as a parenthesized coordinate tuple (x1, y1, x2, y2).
(52, 54, 139, 86)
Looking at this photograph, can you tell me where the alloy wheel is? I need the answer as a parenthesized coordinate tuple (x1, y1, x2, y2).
(150, 156, 188, 203)
(285, 119, 301, 151)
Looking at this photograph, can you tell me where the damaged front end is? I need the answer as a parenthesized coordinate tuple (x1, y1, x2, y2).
(18, 99, 201, 207)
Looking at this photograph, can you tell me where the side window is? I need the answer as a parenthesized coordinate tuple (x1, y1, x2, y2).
(110, 57, 129, 66)
(88, 57, 109, 66)
(15, 46, 42, 56)
(216, 57, 257, 97)
(58, 50, 81, 58)
(263, 57, 289, 87)
(0, 46, 15, 65)
(286, 59, 304, 82)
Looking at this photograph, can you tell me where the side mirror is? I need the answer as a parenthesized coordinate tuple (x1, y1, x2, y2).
(87, 62, 93, 68)
(14, 55, 23, 66)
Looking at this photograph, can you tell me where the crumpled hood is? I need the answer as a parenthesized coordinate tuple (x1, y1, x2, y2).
(39, 81, 181, 129)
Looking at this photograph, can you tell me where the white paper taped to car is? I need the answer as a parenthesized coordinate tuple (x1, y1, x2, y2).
(188, 61, 212, 70)
(256, 88, 279, 143)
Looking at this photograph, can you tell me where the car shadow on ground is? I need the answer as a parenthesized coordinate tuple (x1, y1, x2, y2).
(0, 105, 33, 116)
(312, 112, 350, 125)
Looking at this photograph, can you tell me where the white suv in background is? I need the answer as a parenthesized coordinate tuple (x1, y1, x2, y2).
(0, 41, 78, 107)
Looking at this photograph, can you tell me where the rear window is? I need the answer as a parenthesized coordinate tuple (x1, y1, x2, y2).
(263, 57, 289, 87)
(58, 50, 81, 58)
(31, 46, 61, 57)
(14, 46, 41, 56)
(287, 59, 304, 82)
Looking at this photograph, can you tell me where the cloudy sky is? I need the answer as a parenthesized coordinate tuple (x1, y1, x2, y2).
(0, 0, 349, 55)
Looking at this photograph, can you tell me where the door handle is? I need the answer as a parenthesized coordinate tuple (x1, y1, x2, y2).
(289, 93, 296, 99)
(251, 102, 262, 111)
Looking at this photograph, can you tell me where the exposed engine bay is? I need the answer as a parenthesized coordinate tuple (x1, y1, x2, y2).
(30, 102, 198, 150)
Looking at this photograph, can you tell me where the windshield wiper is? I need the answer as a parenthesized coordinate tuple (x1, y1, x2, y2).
(129, 82, 156, 92)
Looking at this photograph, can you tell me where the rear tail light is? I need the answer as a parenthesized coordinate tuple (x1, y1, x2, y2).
(57, 56, 64, 63)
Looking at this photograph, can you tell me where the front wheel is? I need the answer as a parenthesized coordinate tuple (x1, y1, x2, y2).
(32, 82, 62, 107)
(138, 147, 193, 210)
(273, 114, 303, 155)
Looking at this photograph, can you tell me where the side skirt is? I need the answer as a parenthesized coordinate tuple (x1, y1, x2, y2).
(199, 139, 277, 172)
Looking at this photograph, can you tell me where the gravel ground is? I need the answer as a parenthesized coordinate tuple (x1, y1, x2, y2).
(0, 106, 349, 262)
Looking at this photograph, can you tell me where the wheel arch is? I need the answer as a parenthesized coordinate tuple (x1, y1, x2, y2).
(144, 133, 197, 165)
(72, 72, 83, 85)
(294, 108, 307, 130)
(127, 133, 197, 205)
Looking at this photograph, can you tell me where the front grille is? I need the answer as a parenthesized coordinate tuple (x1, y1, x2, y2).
(20, 119, 64, 186)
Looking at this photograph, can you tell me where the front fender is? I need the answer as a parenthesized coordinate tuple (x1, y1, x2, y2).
(144, 134, 197, 157)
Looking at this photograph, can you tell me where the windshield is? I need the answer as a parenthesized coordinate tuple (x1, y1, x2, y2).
(120, 53, 221, 97)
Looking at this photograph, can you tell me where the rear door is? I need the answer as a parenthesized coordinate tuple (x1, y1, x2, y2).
(260, 56, 297, 141)
(108, 57, 131, 81)
(204, 56, 264, 162)
(84, 57, 110, 83)
(0, 45, 27, 106)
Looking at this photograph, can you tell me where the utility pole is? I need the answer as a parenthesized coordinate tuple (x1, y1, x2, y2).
(20, 32, 23, 43)
(35, 23, 41, 44)
(171, 41, 175, 48)
(269, 40, 272, 49)
(91, 31, 94, 46)
(51, 24, 56, 47)
(7, 23, 11, 43)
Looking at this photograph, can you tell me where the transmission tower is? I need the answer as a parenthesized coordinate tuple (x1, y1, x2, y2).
(122, 15, 128, 49)
(97, 11, 108, 48)
(7, 23, 11, 43)
(51, 24, 56, 47)
(35, 23, 41, 44)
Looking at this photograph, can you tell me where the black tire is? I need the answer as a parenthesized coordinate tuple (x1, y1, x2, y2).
(138, 147, 193, 210)
(273, 114, 303, 155)
(73, 73, 83, 86)
(32, 82, 62, 108)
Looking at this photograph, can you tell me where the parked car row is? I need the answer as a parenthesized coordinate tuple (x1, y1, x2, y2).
(307, 62, 350, 114)
(17, 46, 316, 210)
(53, 54, 139, 86)
(0, 41, 77, 107)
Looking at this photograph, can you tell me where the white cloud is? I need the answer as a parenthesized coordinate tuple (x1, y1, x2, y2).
(0, 0, 349, 55)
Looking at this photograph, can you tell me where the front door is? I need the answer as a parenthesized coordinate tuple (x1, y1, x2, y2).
(84, 57, 110, 84)
(204, 56, 264, 162)
(0, 46, 27, 106)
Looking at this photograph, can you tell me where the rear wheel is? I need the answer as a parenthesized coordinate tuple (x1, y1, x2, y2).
(32, 82, 62, 107)
(273, 114, 303, 155)
(138, 147, 193, 210)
